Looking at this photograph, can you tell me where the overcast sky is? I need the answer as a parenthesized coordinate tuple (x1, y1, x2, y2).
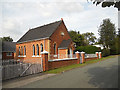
(0, 0, 118, 42)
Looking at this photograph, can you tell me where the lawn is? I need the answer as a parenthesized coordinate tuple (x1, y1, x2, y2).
(45, 55, 117, 74)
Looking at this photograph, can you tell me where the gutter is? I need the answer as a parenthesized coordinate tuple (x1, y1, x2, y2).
(17, 37, 49, 44)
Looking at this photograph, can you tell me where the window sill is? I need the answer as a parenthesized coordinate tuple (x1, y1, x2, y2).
(7, 55, 12, 56)
(32, 55, 41, 57)
(32, 55, 36, 57)
(53, 55, 57, 57)
(18, 55, 26, 57)
(36, 55, 41, 57)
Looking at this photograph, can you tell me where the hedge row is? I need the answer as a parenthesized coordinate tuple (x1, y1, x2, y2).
(75, 45, 101, 54)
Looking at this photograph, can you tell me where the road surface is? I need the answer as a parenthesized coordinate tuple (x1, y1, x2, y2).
(21, 56, 119, 88)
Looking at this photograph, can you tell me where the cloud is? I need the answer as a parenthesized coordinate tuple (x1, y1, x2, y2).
(1, 18, 23, 41)
(0, 1, 118, 42)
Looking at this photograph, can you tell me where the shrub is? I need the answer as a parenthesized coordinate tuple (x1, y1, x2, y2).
(102, 48, 110, 57)
(75, 45, 101, 54)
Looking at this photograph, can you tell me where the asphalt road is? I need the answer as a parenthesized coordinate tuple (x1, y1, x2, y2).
(21, 56, 119, 88)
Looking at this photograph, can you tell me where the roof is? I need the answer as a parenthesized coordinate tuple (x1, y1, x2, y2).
(2, 41, 16, 52)
(58, 39, 72, 49)
(17, 20, 62, 43)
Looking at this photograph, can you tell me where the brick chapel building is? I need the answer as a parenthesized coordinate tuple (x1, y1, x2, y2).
(16, 19, 75, 63)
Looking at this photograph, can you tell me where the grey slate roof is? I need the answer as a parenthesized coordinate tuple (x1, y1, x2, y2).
(2, 41, 16, 52)
(17, 20, 62, 43)
(58, 39, 72, 49)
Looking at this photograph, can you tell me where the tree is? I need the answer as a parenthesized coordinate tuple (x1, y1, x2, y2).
(90, 0, 120, 39)
(69, 30, 86, 47)
(82, 32, 97, 45)
(1, 36, 13, 42)
(91, 0, 120, 10)
(98, 18, 116, 54)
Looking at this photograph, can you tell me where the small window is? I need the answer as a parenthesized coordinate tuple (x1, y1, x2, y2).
(36, 44, 39, 55)
(33, 45, 35, 55)
(19, 46, 20, 55)
(21, 46, 23, 55)
(54, 44, 56, 54)
(40, 44, 43, 52)
(68, 49, 70, 54)
(61, 32, 64, 36)
(6, 52, 12, 56)
(24, 46, 26, 55)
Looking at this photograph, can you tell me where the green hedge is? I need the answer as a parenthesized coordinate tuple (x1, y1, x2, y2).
(75, 46, 101, 54)
(102, 48, 110, 57)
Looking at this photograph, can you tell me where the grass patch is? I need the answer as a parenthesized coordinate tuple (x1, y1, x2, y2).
(45, 63, 86, 74)
(85, 55, 116, 64)
(45, 55, 117, 74)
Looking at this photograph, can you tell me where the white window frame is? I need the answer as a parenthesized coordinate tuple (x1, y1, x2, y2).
(21, 46, 23, 55)
(6, 52, 12, 56)
(33, 45, 35, 56)
(36, 44, 39, 55)
(54, 43, 56, 54)
(19, 46, 20, 55)
(40, 44, 43, 52)
(24, 46, 26, 56)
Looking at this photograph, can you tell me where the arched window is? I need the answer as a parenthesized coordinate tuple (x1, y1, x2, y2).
(24, 46, 26, 55)
(36, 44, 39, 55)
(33, 45, 35, 55)
(40, 44, 43, 52)
(19, 46, 20, 55)
(54, 44, 56, 54)
(68, 48, 70, 55)
(21, 46, 23, 55)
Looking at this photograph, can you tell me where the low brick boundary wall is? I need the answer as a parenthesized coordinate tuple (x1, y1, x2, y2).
(85, 57, 97, 62)
(48, 58, 78, 70)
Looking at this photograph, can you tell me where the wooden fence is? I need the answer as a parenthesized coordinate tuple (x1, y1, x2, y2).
(2, 63, 43, 80)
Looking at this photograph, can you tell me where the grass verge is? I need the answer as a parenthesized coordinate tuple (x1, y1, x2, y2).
(45, 55, 117, 74)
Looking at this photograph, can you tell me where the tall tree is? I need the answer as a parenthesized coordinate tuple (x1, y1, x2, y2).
(1, 36, 13, 42)
(98, 18, 116, 53)
(69, 30, 85, 47)
(90, 0, 120, 38)
(82, 32, 97, 45)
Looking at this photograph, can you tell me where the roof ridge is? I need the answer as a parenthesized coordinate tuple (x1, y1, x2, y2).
(30, 20, 62, 31)
(17, 19, 63, 43)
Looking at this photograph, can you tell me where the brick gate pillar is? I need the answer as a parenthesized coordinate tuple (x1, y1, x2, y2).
(81, 52, 85, 63)
(75, 51, 80, 64)
(96, 52, 99, 59)
(41, 50, 48, 71)
(99, 52, 102, 59)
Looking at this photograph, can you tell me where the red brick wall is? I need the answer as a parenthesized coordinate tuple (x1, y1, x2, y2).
(58, 49, 68, 58)
(85, 57, 97, 62)
(2, 52, 14, 60)
(48, 59, 78, 70)
(50, 21, 74, 55)
(16, 39, 50, 63)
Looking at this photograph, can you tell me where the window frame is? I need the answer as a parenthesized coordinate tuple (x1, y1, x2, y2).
(21, 46, 23, 55)
(19, 46, 20, 55)
(33, 45, 35, 56)
(24, 46, 26, 56)
(36, 44, 39, 55)
(6, 52, 12, 56)
(54, 43, 56, 54)
(40, 44, 43, 52)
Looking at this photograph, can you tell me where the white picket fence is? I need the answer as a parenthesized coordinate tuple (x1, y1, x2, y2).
(49, 54, 76, 60)
(85, 54, 97, 58)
